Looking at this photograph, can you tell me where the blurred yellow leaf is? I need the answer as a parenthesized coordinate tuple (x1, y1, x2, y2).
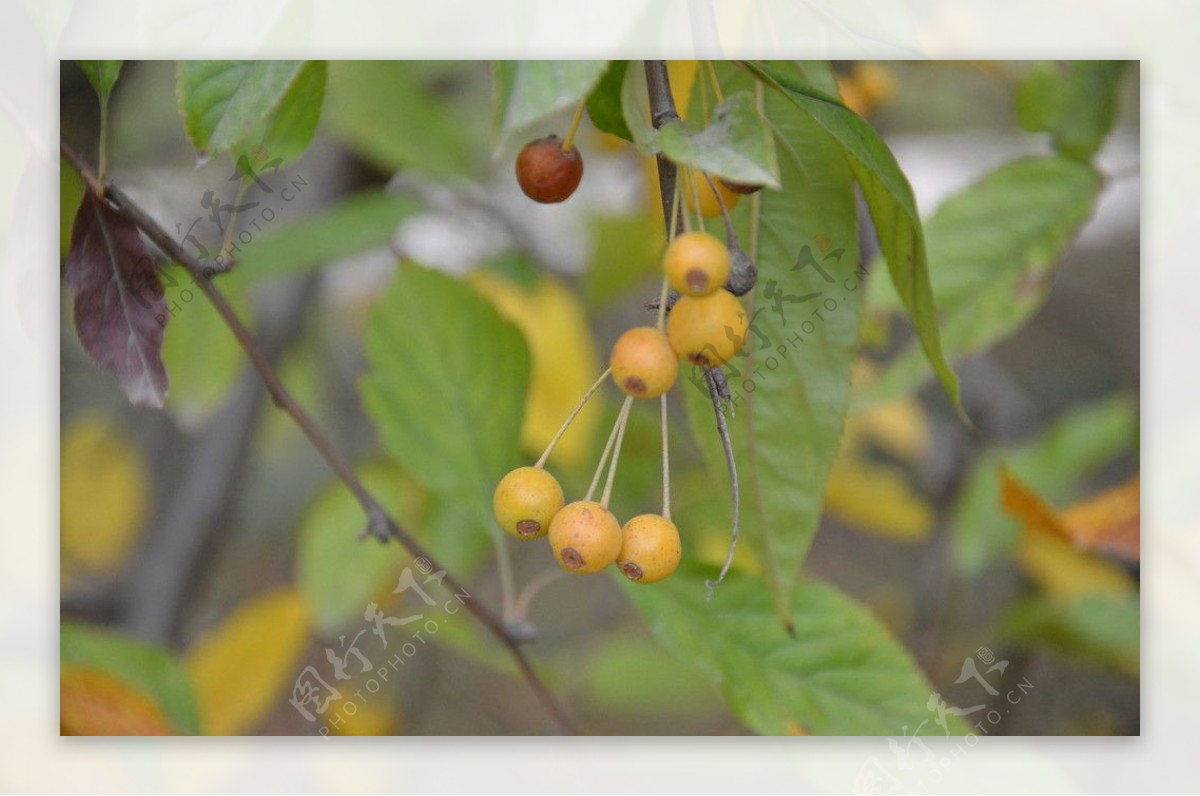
(329, 702, 398, 736)
(1015, 532, 1135, 599)
(825, 398, 933, 542)
(825, 455, 933, 543)
(857, 397, 929, 463)
(60, 665, 173, 736)
(837, 62, 897, 117)
(185, 589, 311, 735)
(1061, 476, 1140, 561)
(61, 414, 150, 576)
(470, 270, 602, 471)
(669, 61, 699, 119)
(1002, 468, 1134, 597)
(1002, 469, 1140, 561)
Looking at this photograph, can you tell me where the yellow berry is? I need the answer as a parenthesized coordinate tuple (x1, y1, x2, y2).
(666, 290, 749, 367)
(493, 466, 564, 539)
(617, 514, 682, 584)
(663, 231, 731, 297)
(548, 500, 622, 574)
(610, 327, 678, 399)
(684, 169, 741, 219)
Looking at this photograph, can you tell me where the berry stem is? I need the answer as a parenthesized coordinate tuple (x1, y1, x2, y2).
(586, 395, 633, 503)
(562, 100, 586, 152)
(686, 168, 705, 231)
(661, 394, 671, 521)
(534, 366, 612, 469)
(600, 394, 635, 509)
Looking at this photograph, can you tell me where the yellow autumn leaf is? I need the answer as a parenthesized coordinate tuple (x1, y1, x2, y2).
(1000, 468, 1138, 598)
(1015, 532, 1135, 600)
(1061, 476, 1140, 561)
(60, 665, 173, 736)
(61, 414, 150, 576)
(185, 589, 311, 735)
(469, 270, 602, 471)
(330, 702, 399, 736)
(824, 397, 933, 542)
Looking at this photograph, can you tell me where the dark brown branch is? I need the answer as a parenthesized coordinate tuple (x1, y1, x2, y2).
(60, 138, 576, 736)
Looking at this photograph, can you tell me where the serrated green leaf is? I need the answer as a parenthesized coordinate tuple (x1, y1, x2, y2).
(586, 60, 632, 142)
(176, 60, 306, 160)
(625, 568, 966, 735)
(747, 60, 965, 419)
(1016, 61, 1130, 162)
(497, 60, 608, 146)
(679, 61, 860, 629)
(360, 265, 530, 531)
(951, 394, 1137, 574)
(232, 59, 326, 168)
(863, 155, 1102, 406)
(61, 622, 200, 734)
(657, 91, 780, 188)
(327, 61, 480, 177)
(78, 60, 123, 104)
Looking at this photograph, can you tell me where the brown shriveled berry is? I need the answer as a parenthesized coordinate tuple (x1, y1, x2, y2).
(515, 134, 583, 203)
(610, 326, 678, 399)
(666, 289, 749, 367)
(493, 466, 564, 540)
(548, 500, 622, 574)
(616, 514, 682, 584)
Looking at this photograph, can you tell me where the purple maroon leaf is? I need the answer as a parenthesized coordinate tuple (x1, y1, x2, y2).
(65, 192, 169, 408)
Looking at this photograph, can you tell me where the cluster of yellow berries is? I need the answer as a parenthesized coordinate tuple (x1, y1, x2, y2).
(492, 226, 750, 585)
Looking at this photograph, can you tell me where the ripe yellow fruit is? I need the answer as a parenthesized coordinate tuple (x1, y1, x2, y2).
(617, 514, 682, 584)
(610, 326, 678, 399)
(548, 500, 622, 574)
(663, 231, 731, 297)
(683, 169, 742, 218)
(493, 466, 564, 539)
(667, 290, 749, 367)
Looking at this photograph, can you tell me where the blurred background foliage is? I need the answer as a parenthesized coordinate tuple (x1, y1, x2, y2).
(60, 60, 1139, 736)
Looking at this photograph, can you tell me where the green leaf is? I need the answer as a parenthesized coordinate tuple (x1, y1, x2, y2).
(862, 155, 1103, 405)
(61, 622, 200, 734)
(296, 462, 418, 636)
(159, 264, 248, 423)
(620, 60, 659, 154)
(679, 61, 860, 629)
(176, 60, 307, 161)
(658, 91, 780, 188)
(746, 60, 965, 419)
(232, 59, 326, 167)
(237, 190, 420, 281)
(581, 633, 724, 718)
(1001, 593, 1139, 678)
(326, 61, 481, 177)
(78, 60, 123, 104)
(1016, 61, 1130, 162)
(625, 568, 966, 735)
(496, 60, 608, 146)
(360, 265, 530, 530)
(586, 60, 632, 142)
(951, 394, 1137, 574)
